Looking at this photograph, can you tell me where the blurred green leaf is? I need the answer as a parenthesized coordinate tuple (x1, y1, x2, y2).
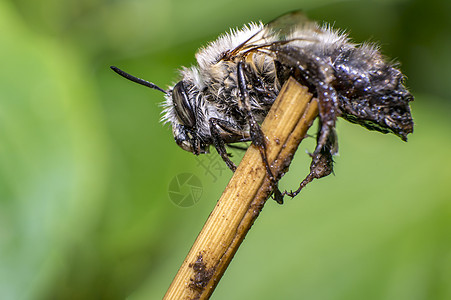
(0, 1, 110, 298)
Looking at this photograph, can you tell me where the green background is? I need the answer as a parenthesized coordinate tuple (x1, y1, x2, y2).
(1, 0, 450, 299)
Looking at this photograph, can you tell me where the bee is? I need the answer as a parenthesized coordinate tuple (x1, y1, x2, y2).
(111, 11, 414, 203)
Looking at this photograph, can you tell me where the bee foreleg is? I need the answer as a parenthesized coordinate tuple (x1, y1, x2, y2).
(209, 117, 254, 172)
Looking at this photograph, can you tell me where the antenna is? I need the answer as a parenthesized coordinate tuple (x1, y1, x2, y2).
(110, 66, 167, 94)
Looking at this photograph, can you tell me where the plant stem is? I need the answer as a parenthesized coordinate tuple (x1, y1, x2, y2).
(163, 78, 317, 299)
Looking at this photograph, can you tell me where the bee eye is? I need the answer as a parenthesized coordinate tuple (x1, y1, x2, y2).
(172, 81, 196, 128)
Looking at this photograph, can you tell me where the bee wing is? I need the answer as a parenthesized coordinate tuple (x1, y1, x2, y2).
(223, 11, 319, 60)
(267, 10, 314, 38)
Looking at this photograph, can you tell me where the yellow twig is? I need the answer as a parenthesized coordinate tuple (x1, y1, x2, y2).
(164, 78, 318, 299)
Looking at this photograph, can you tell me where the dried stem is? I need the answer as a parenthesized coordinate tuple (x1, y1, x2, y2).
(163, 78, 318, 299)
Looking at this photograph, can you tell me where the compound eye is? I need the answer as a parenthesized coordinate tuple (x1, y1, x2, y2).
(172, 81, 196, 128)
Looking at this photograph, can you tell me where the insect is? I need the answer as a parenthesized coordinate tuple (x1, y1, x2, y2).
(111, 11, 414, 203)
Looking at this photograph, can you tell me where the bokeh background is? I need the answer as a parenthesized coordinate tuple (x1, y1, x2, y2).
(1, 0, 450, 299)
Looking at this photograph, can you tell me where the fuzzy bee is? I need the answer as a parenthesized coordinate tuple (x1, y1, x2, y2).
(111, 11, 414, 203)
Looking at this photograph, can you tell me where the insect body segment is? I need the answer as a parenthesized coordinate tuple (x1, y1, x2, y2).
(111, 11, 413, 202)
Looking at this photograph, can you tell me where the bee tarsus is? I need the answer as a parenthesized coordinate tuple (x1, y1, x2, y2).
(209, 118, 242, 172)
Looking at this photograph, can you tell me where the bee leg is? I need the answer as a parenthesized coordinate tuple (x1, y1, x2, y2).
(273, 49, 340, 197)
(272, 49, 338, 156)
(226, 144, 249, 152)
(283, 120, 335, 198)
(237, 62, 284, 204)
(302, 69, 338, 198)
(314, 84, 338, 156)
(209, 118, 241, 172)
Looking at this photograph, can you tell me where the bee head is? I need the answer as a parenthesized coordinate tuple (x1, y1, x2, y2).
(110, 66, 208, 155)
